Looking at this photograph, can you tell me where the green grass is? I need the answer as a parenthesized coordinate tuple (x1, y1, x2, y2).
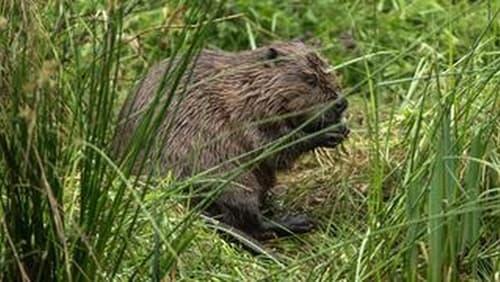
(1, 0, 499, 281)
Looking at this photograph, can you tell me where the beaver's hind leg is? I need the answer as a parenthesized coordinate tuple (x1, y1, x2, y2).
(206, 173, 314, 241)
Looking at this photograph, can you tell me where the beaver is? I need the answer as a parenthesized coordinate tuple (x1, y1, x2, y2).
(113, 40, 349, 241)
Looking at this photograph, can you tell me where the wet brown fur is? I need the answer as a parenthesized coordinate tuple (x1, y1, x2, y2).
(113, 41, 348, 240)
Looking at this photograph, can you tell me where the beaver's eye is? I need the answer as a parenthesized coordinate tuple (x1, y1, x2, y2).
(305, 75, 318, 87)
(266, 47, 279, 60)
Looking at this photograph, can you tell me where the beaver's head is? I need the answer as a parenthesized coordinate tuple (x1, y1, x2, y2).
(243, 41, 349, 148)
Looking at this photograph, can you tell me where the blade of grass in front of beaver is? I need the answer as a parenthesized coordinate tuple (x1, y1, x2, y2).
(64, 1, 218, 279)
(105, 2, 223, 280)
(112, 2, 234, 280)
(71, 2, 128, 279)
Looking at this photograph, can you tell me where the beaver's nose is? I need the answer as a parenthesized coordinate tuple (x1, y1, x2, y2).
(334, 96, 348, 114)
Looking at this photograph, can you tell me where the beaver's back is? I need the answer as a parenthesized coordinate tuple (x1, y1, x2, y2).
(113, 49, 262, 177)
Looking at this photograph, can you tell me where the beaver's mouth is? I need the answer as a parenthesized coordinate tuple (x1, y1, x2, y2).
(300, 100, 349, 148)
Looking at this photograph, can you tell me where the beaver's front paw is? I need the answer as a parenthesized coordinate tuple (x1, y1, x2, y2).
(313, 122, 349, 148)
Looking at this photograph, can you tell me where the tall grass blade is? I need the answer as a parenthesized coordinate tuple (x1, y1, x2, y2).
(428, 62, 447, 282)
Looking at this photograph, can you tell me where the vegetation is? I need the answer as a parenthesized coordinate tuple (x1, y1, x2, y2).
(1, 0, 498, 281)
